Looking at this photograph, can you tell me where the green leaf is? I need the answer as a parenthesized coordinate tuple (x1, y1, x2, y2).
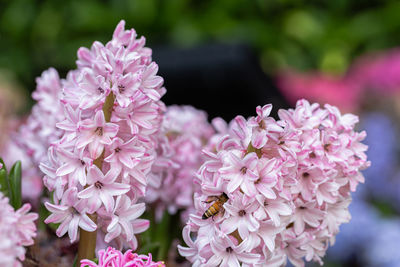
(138, 241, 161, 256)
(0, 158, 7, 172)
(0, 169, 9, 196)
(0, 158, 10, 197)
(9, 161, 22, 209)
(155, 212, 171, 260)
(38, 202, 50, 230)
(72, 255, 77, 267)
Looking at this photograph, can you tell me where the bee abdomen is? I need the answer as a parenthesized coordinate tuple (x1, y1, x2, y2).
(202, 203, 218, 220)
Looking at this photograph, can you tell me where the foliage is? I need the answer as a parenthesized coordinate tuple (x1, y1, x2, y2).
(1, 0, 400, 91)
(0, 158, 22, 209)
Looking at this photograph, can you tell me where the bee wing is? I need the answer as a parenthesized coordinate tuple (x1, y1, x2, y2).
(204, 196, 218, 203)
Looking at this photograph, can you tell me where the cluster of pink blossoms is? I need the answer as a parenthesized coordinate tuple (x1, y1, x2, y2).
(4, 68, 64, 201)
(0, 192, 38, 267)
(1, 139, 43, 201)
(17, 68, 64, 165)
(40, 20, 166, 249)
(146, 105, 214, 221)
(81, 247, 165, 267)
(178, 99, 369, 266)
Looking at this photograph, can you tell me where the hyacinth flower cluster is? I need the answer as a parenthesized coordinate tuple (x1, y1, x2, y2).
(146, 105, 215, 221)
(17, 68, 64, 167)
(328, 112, 400, 266)
(3, 68, 65, 201)
(0, 192, 38, 266)
(80, 247, 165, 267)
(178, 99, 369, 266)
(39, 20, 166, 260)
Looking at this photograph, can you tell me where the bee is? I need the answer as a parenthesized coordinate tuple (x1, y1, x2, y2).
(202, 192, 229, 220)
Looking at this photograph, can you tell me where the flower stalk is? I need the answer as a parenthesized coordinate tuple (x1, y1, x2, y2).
(77, 92, 115, 263)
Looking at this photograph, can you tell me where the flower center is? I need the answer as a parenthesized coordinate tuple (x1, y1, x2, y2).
(240, 167, 247, 174)
(115, 147, 121, 153)
(309, 152, 316, 158)
(302, 172, 310, 178)
(118, 84, 125, 93)
(324, 144, 331, 152)
(80, 160, 85, 165)
(263, 200, 268, 207)
(239, 210, 246, 216)
(94, 181, 104, 189)
(299, 206, 306, 210)
(286, 222, 294, 229)
(98, 87, 104, 94)
(95, 127, 103, 136)
(259, 120, 266, 130)
(226, 247, 233, 253)
(70, 207, 80, 216)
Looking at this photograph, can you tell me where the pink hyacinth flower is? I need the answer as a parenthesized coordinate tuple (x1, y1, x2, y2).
(78, 166, 130, 213)
(45, 187, 97, 242)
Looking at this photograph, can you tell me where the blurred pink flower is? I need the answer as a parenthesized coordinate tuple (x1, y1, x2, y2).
(0, 192, 38, 266)
(350, 48, 400, 94)
(146, 105, 215, 222)
(277, 71, 362, 112)
(15, 203, 39, 247)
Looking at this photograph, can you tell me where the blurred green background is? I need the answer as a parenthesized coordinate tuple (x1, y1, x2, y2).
(1, 0, 400, 91)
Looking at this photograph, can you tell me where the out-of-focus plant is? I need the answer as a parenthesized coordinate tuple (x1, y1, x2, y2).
(0, 71, 43, 202)
(277, 47, 400, 266)
(278, 47, 400, 113)
(147, 105, 215, 223)
(2, 0, 400, 90)
(0, 159, 38, 267)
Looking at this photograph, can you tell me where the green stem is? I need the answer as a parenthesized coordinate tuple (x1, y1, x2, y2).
(77, 92, 115, 263)
(246, 142, 262, 158)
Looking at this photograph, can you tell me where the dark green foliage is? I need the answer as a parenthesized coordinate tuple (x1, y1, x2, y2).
(0, 158, 9, 197)
(139, 210, 184, 262)
(1, 0, 400, 95)
(0, 158, 22, 209)
(9, 161, 22, 209)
